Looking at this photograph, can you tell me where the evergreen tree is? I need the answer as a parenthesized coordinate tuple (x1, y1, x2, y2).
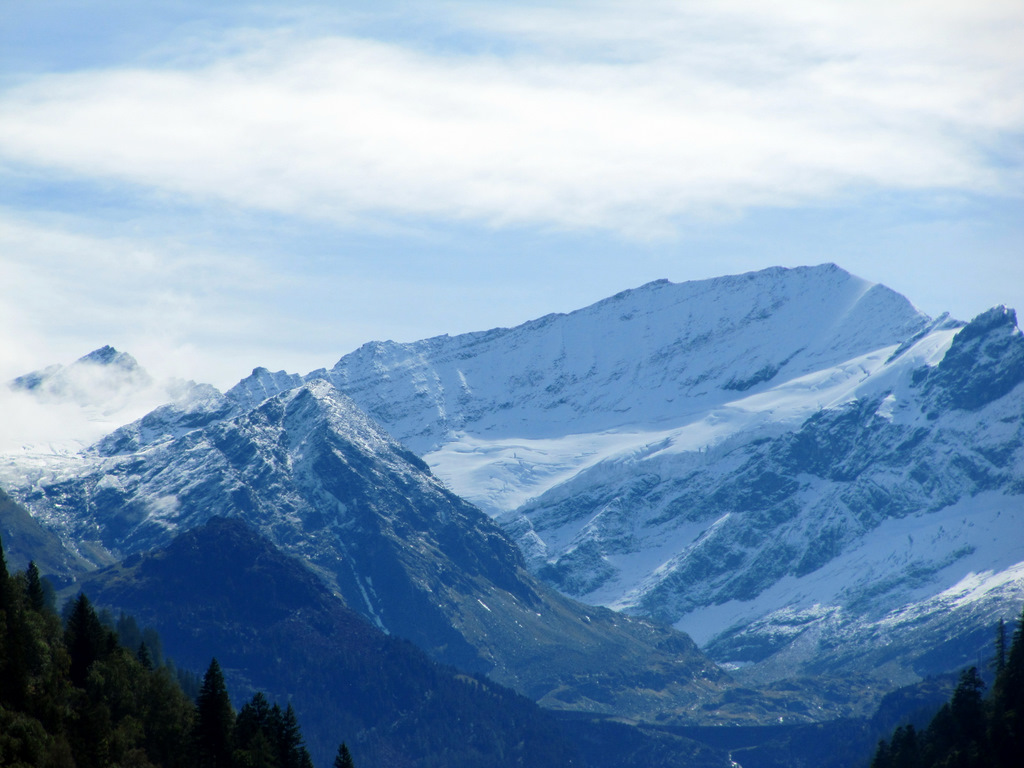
(234, 692, 277, 768)
(0, 531, 10, 695)
(887, 724, 919, 768)
(990, 605, 1024, 767)
(276, 702, 312, 768)
(116, 611, 143, 651)
(0, 573, 322, 768)
(64, 592, 114, 688)
(0, 530, 9, 611)
(950, 667, 986, 747)
(195, 658, 236, 768)
(873, 604, 1024, 768)
(995, 618, 1008, 674)
(143, 625, 165, 667)
(137, 641, 154, 670)
(334, 742, 356, 768)
(234, 693, 314, 768)
(0, 570, 31, 709)
(237, 692, 273, 735)
(25, 560, 47, 612)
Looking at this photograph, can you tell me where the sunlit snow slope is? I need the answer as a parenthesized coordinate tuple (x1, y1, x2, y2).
(310, 264, 1024, 682)
(7, 263, 1023, 689)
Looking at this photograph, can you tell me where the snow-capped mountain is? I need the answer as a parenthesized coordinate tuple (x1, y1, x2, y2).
(3, 262, 1022, 722)
(505, 302, 1024, 681)
(173, 263, 1023, 687)
(0, 379, 729, 721)
(216, 264, 934, 516)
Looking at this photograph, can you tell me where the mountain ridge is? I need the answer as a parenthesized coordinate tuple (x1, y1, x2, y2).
(2, 262, 1021, 751)
(0, 379, 732, 724)
(201, 263, 1023, 694)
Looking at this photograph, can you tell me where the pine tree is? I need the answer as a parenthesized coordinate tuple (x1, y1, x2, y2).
(0, 530, 10, 699)
(276, 703, 311, 768)
(236, 692, 273, 739)
(0, 530, 9, 611)
(25, 561, 46, 612)
(137, 641, 154, 670)
(990, 605, 1024, 767)
(333, 742, 356, 768)
(874, 603, 1024, 768)
(950, 666, 986, 746)
(234, 691, 276, 768)
(64, 592, 114, 687)
(195, 658, 236, 768)
(0, 551, 31, 708)
(995, 618, 1008, 674)
(117, 611, 143, 651)
(143, 625, 165, 667)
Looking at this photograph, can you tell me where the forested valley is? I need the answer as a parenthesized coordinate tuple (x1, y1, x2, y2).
(871, 609, 1024, 768)
(0, 536, 351, 768)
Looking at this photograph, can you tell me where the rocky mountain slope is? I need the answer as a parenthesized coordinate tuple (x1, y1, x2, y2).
(3, 262, 1022, 731)
(0, 379, 729, 722)
(508, 303, 1024, 685)
(170, 263, 1024, 690)
(80, 517, 592, 768)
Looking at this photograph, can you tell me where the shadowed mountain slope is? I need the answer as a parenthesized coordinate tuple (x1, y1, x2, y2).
(4, 380, 728, 722)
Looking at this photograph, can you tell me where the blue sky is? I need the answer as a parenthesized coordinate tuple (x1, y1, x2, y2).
(2, 0, 1022, 389)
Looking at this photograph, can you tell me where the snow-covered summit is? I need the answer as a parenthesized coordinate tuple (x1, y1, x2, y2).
(324, 264, 930, 453)
(246, 265, 1019, 690)
(489, 303, 1024, 685)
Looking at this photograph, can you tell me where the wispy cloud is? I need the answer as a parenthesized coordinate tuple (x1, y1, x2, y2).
(0, 214, 287, 384)
(0, 1, 1020, 236)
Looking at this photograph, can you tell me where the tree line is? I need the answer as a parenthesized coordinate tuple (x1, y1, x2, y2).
(871, 606, 1024, 768)
(0, 534, 354, 768)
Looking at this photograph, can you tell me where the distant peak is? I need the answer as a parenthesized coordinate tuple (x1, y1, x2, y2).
(225, 366, 303, 408)
(76, 345, 139, 369)
(79, 345, 119, 363)
(641, 278, 672, 288)
(957, 305, 1018, 341)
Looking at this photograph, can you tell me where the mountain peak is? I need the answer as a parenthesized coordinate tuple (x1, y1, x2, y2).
(11, 345, 148, 393)
(954, 304, 1018, 342)
(8, 345, 155, 417)
(321, 264, 930, 452)
(924, 303, 1024, 411)
(225, 365, 303, 409)
(75, 345, 140, 369)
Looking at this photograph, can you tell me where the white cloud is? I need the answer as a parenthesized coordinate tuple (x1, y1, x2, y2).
(0, 356, 175, 454)
(0, 214, 292, 386)
(0, 1, 1020, 235)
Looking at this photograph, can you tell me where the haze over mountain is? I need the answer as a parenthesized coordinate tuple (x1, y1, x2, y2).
(2, 345, 206, 454)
